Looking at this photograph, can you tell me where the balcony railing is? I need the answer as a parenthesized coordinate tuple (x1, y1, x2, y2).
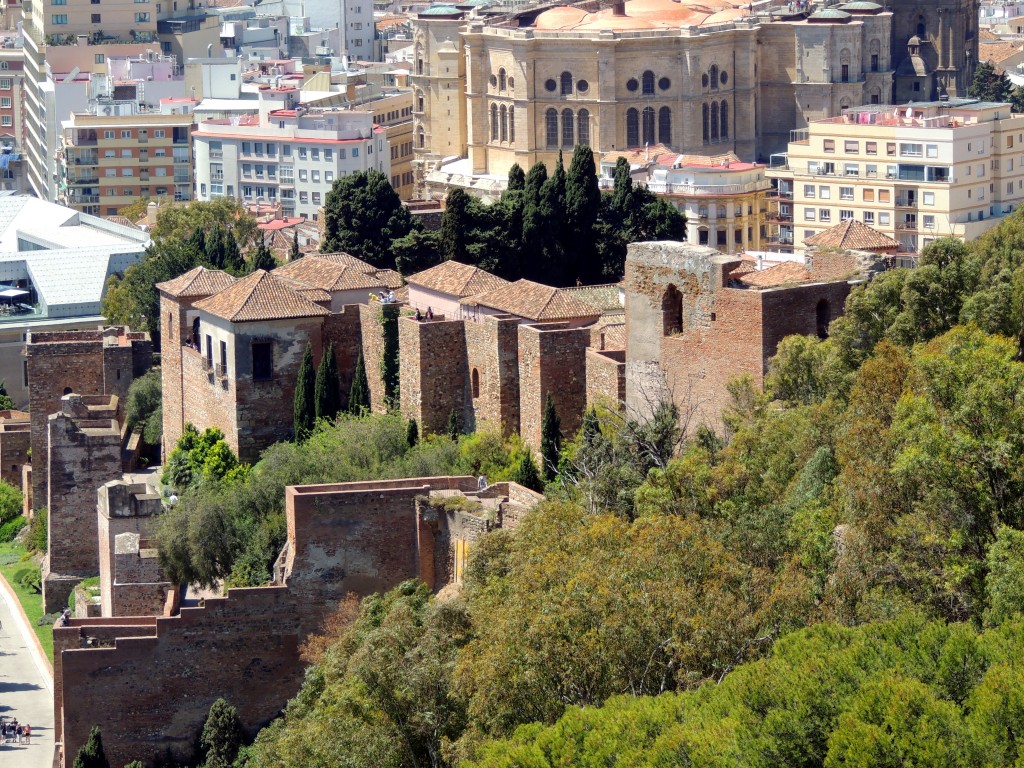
(646, 180, 771, 196)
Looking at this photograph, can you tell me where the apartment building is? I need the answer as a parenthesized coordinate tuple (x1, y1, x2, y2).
(193, 87, 390, 219)
(0, 45, 26, 194)
(58, 111, 193, 217)
(766, 99, 1024, 252)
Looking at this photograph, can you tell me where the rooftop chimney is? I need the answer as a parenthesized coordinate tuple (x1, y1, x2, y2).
(612, 0, 626, 15)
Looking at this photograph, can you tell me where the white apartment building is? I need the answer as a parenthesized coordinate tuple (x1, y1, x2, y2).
(766, 99, 1024, 253)
(193, 87, 390, 219)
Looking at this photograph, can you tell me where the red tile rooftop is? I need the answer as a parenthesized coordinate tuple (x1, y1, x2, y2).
(258, 217, 305, 230)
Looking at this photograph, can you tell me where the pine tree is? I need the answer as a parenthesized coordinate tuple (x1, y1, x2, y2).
(293, 342, 315, 441)
(348, 350, 370, 415)
(314, 342, 341, 424)
(406, 418, 419, 447)
(200, 698, 243, 768)
(540, 393, 561, 480)
(969, 60, 1012, 103)
(507, 163, 526, 192)
(509, 449, 543, 492)
(446, 408, 462, 441)
(73, 726, 110, 768)
(291, 229, 301, 261)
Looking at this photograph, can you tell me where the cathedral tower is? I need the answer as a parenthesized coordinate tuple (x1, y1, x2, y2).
(891, 0, 979, 102)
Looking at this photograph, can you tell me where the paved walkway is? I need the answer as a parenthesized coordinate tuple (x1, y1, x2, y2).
(0, 577, 54, 768)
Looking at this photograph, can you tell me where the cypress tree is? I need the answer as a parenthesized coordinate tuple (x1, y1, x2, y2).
(509, 450, 543, 492)
(507, 163, 526, 192)
(540, 393, 561, 480)
(291, 229, 301, 260)
(188, 226, 207, 260)
(581, 407, 600, 450)
(523, 161, 548, 206)
(73, 726, 111, 768)
(200, 698, 243, 768)
(446, 408, 462, 441)
(204, 225, 225, 268)
(406, 418, 419, 447)
(440, 187, 471, 263)
(221, 228, 243, 272)
(538, 153, 568, 284)
(293, 342, 315, 441)
(248, 242, 276, 273)
(314, 342, 342, 424)
(565, 145, 601, 283)
(348, 350, 370, 415)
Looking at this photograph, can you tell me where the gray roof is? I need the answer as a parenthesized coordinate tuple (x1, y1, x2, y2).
(0, 197, 149, 319)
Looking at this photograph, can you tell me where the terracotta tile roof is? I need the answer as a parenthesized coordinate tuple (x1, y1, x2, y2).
(561, 283, 623, 314)
(981, 40, 1022, 68)
(980, 28, 1000, 41)
(462, 279, 602, 322)
(273, 256, 385, 292)
(310, 251, 377, 273)
(373, 269, 405, 289)
(193, 270, 331, 322)
(271, 273, 334, 303)
(407, 260, 509, 297)
(803, 219, 900, 251)
(104, 215, 138, 229)
(736, 262, 812, 288)
(156, 266, 237, 299)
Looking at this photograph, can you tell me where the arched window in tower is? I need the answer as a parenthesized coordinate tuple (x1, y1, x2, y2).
(578, 109, 590, 146)
(546, 108, 559, 147)
(720, 100, 728, 139)
(662, 284, 682, 335)
(560, 71, 573, 95)
(869, 39, 881, 72)
(702, 103, 709, 144)
(642, 70, 655, 95)
(498, 67, 506, 90)
(658, 106, 671, 145)
(562, 108, 574, 147)
(917, 14, 925, 37)
(642, 106, 655, 145)
(840, 48, 851, 82)
(509, 106, 515, 143)
(416, 89, 424, 112)
(709, 64, 719, 90)
(500, 105, 508, 142)
(710, 101, 719, 141)
(627, 108, 639, 147)
(490, 103, 499, 142)
(417, 126, 425, 148)
(816, 298, 831, 339)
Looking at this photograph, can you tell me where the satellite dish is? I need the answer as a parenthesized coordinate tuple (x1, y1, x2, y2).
(905, 106, 913, 118)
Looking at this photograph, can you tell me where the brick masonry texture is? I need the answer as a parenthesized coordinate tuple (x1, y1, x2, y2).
(98, 480, 165, 618)
(57, 475, 540, 768)
(586, 349, 626, 409)
(0, 417, 30, 487)
(44, 395, 125, 613)
(517, 322, 590, 454)
(26, 327, 151, 510)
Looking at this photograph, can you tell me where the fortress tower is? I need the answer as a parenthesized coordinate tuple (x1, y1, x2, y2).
(892, 0, 979, 103)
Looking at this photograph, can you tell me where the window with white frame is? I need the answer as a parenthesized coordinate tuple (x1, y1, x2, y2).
(819, 186, 831, 199)
(804, 209, 816, 221)
(804, 184, 815, 198)
(879, 212, 890, 225)
(923, 214, 935, 228)
(864, 211, 875, 224)
(819, 209, 831, 222)
(923, 191, 935, 205)
(840, 186, 854, 200)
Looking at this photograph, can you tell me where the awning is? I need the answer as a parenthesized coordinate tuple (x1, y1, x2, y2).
(0, 288, 28, 298)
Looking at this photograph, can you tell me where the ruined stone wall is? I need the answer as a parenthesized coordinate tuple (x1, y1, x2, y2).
(358, 303, 397, 413)
(465, 315, 520, 435)
(657, 287, 765, 432)
(399, 317, 468, 436)
(624, 242, 740, 422)
(322, 305, 364, 410)
(98, 480, 163, 618)
(27, 328, 151, 509)
(0, 420, 30, 487)
(585, 348, 626, 410)
(517, 323, 590, 455)
(111, 536, 170, 618)
(56, 589, 303, 768)
(45, 396, 124, 612)
(760, 281, 853, 361)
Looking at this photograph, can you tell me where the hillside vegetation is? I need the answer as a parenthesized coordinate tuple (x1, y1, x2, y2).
(156, 206, 1024, 767)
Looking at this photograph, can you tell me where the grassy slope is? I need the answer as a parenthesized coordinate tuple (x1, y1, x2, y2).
(0, 541, 52, 660)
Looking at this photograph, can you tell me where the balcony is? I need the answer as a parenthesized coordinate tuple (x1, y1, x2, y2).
(209, 150, 223, 160)
(895, 196, 918, 208)
(67, 193, 99, 204)
(895, 220, 918, 231)
(67, 174, 99, 185)
(73, 154, 98, 166)
(646, 180, 771, 196)
(767, 211, 792, 222)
